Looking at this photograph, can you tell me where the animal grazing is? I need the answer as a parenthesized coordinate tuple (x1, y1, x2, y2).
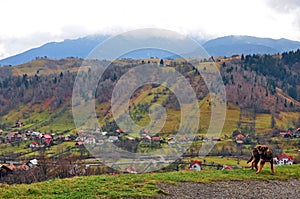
(247, 145, 274, 174)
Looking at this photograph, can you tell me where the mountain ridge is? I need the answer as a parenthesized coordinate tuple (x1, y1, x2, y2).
(1, 35, 300, 66)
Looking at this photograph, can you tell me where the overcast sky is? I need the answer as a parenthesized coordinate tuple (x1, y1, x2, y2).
(1, 0, 300, 59)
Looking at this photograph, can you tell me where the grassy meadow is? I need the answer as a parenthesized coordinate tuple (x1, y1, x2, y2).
(1, 164, 300, 198)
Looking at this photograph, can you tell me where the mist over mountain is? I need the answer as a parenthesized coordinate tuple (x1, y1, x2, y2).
(203, 35, 300, 56)
(1, 34, 300, 66)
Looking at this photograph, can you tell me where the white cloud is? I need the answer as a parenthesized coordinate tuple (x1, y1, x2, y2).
(265, 0, 300, 12)
(264, 0, 300, 32)
(0, 0, 300, 59)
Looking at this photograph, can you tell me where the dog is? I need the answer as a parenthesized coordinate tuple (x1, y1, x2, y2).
(247, 145, 274, 174)
(247, 145, 262, 171)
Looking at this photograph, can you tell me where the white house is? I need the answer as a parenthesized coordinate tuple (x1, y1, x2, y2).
(189, 160, 202, 171)
(84, 137, 96, 145)
(108, 136, 119, 142)
(274, 154, 294, 166)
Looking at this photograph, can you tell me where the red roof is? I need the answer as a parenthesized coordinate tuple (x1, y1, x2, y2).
(127, 137, 135, 141)
(280, 131, 293, 136)
(75, 141, 84, 146)
(43, 134, 53, 145)
(152, 137, 160, 141)
(235, 134, 245, 139)
(143, 129, 149, 134)
(278, 154, 293, 161)
(145, 135, 151, 140)
(223, 165, 233, 170)
(116, 129, 126, 133)
(189, 160, 202, 167)
(43, 134, 52, 139)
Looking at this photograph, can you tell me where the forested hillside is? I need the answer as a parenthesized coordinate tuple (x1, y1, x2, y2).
(0, 50, 300, 132)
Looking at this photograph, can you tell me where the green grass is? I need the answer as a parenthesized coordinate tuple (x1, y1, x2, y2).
(2, 101, 75, 134)
(1, 165, 300, 198)
(255, 113, 272, 131)
(192, 156, 248, 167)
(220, 103, 240, 136)
(0, 140, 32, 154)
(275, 111, 300, 129)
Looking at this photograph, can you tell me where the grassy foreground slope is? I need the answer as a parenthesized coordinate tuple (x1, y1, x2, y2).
(1, 165, 300, 198)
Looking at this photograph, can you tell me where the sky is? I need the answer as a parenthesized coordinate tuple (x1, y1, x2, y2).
(0, 0, 300, 59)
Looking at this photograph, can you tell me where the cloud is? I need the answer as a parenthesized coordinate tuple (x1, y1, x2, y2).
(265, 0, 300, 35)
(265, 0, 300, 12)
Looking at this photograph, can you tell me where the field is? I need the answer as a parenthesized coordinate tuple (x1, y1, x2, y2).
(1, 165, 300, 198)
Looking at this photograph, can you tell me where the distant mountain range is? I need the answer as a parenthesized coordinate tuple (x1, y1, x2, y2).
(203, 36, 300, 56)
(1, 34, 300, 66)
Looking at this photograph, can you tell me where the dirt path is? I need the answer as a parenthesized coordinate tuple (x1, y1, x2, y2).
(148, 179, 300, 199)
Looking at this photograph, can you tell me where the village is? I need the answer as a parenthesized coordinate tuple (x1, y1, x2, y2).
(0, 120, 298, 183)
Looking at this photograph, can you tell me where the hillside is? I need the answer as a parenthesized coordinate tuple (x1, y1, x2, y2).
(0, 52, 300, 169)
(0, 54, 300, 131)
(1, 52, 300, 132)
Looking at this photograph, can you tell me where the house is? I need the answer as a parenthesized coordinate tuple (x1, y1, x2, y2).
(235, 133, 246, 144)
(235, 133, 245, 140)
(293, 128, 300, 138)
(84, 136, 96, 144)
(13, 121, 24, 128)
(26, 159, 38, 168)
(108, 136, 119, 143)
(140, 129, 149, 137)
(127, 137, 135, 141)
(167, 137, 176, 145)
(274, 154, 294, 166)
(144, 135, 152, 141)
(280, 131, 293, 138)
(101, 131, 108, 136)
(5, 132, 18, 142)
(179, 137, 188, 143)
(222, 165, 233, 170)
(20, 133, 27, 141)
(0, 164, 13, 177)
(151, 136, 161, 142)
(189, 160, 202, 171)
(212, 136, 221, 141)
(75, 141, 84, 147)
(42, 134, 53, 146)
(125, 166, 137, 174)
(76, 133, 87, 142)
(29, 141, 38, 148)
(77, 130, 85, 134)
(96, 139, 104, 145)
(31, 131, 42, 138)
(116, 129, 127, 135)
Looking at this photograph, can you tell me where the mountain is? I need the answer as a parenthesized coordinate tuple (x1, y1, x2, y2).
(1, 34, 300, 66)
(203, 35, 300, 56)
(0, 35, 108, 66)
